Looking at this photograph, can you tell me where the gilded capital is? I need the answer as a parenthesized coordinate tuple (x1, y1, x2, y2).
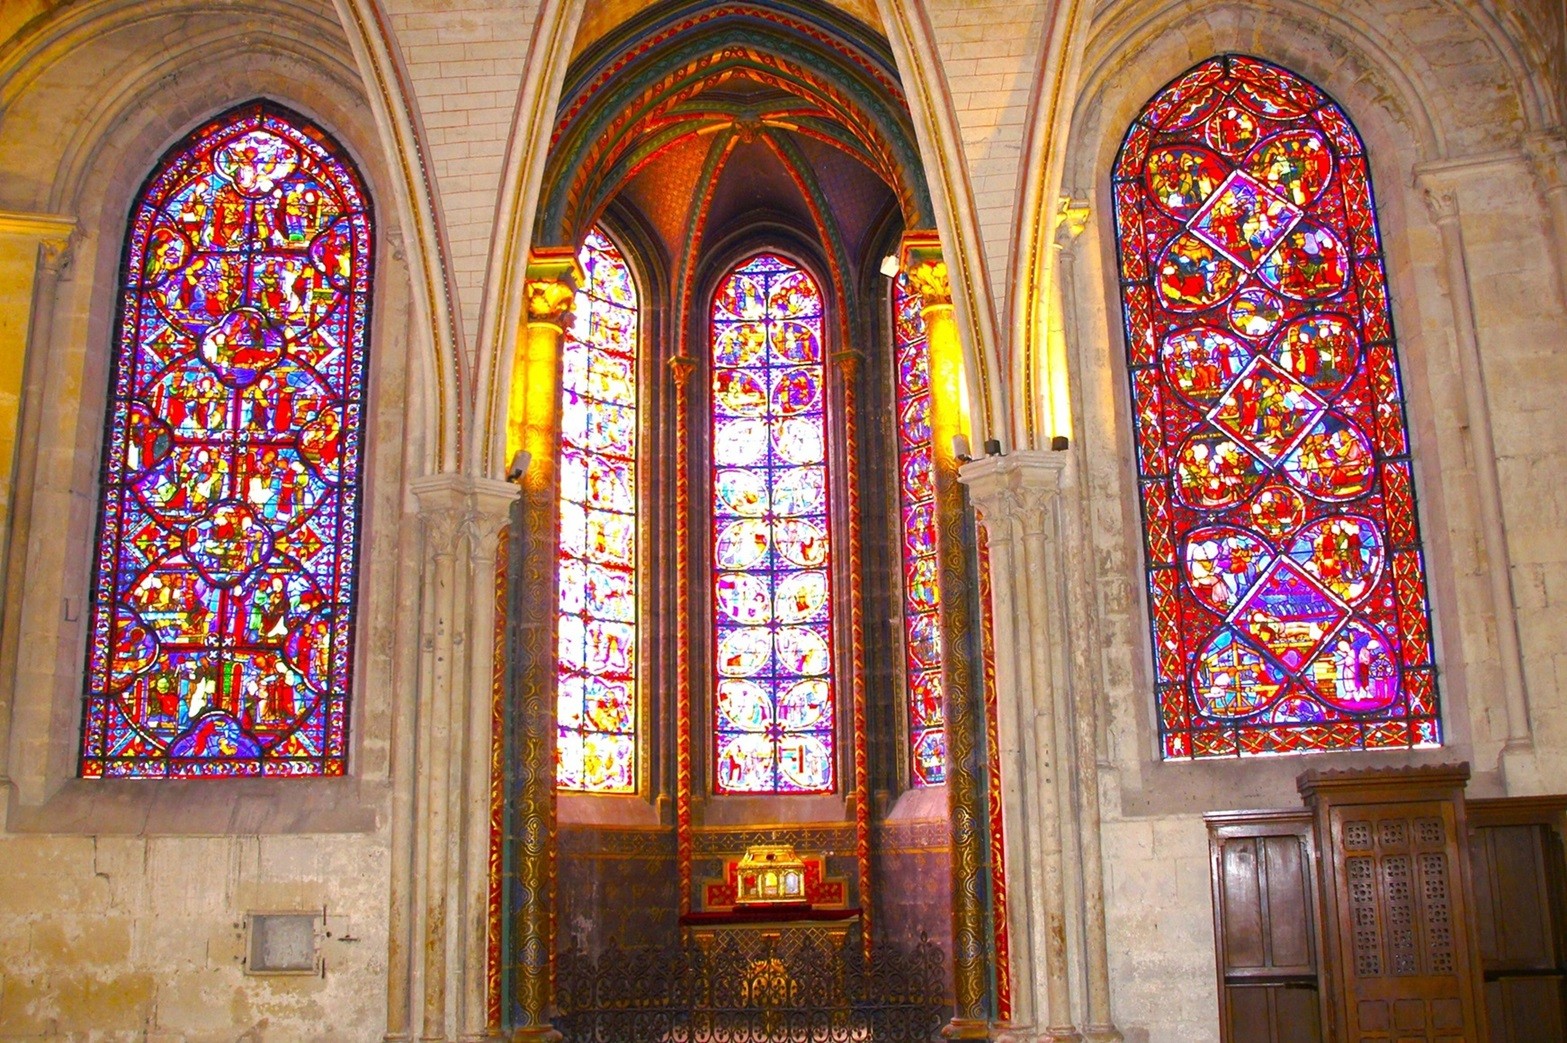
(904, 258, 951, 308)
(900, 229, 951, 309)
(525, 247, 580, 328)
(667, 354, 696, 387)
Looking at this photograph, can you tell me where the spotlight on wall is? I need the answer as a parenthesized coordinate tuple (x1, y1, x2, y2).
(983, 438, 1002, 457)
(952, 434, 972, 462)
(1050, 435, 1070, 451)
(879, 254, 900, 278)
(507, 450, 532, 482)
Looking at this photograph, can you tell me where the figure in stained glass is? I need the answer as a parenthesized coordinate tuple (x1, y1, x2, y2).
(710, 254, 835, 794)
(556, 228, 640, 793)
(893, 276, 945, 786)
(80, 102, 372, 778)
(1112, 56, 1439, 758)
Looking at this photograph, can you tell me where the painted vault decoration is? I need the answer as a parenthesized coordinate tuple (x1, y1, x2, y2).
(1113, 55, 1440, 758)
(81, 102, 372, 777)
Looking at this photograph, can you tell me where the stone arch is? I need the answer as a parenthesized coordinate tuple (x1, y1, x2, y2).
(473, 0, 1008, 475)
(0, 0, 413, 819)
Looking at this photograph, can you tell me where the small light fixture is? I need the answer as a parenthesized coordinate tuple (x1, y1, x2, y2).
(879, 254, 900, 278)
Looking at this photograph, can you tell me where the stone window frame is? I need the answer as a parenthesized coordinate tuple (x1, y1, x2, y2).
(0, 60, 411, 835)
(1063, 28, 1501, 817)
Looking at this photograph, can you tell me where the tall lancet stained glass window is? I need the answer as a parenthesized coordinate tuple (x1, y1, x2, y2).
(893, 276, 945, 786)
(1112, 55, 1439, 759)
(556, 228, 639, 793)
(711, 254, 835, 793)
(81, 102, 372, 778)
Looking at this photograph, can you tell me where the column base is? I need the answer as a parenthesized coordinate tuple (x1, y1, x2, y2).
(1039, 1028, 1082, 1043)
(942, 1018, 994, 1040)
(1082, 1026, 1123, 1043)
(507, 1029, 562, 1043)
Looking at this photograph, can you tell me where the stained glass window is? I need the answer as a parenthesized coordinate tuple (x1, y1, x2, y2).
(1112, 55, 1439, 759)
(556, 228, 640, 793)
(80, 102, 372, 778)
(710, 253, 835, 793)
(893, 276, 945, 785)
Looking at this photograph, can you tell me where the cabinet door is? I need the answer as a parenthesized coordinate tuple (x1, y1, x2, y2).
(1469, 805, 1567, 1043)
(1209, 813, 1323, 1043)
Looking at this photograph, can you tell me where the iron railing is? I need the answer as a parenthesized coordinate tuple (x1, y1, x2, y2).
(554, 926, 948, 1042)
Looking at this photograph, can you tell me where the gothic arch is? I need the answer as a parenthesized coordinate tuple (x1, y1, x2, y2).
(0, 1, 413, 820)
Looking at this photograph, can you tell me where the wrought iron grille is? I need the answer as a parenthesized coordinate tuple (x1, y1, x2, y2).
(554, 926, 949, 1042)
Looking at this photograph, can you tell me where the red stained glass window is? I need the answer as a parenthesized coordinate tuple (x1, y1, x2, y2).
(80, 102, 372, 778)
(1112, 56, 1440, 759)
(893, 276, 945, 785)
(556, 228, 639, 793)
(710, 254, 835, 793)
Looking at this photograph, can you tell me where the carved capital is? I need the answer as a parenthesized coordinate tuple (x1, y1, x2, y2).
(39, 232, 75, 278)
(467, 477, 521, 557)
(525, 247, 580, 328)
(1418, 181, 1460, 226)
(960, 449, 1072, 539)
(899, 229, 950, 308)
(1055, 195, 1091, 248)
(412, 473, 472, 558)
(667, 354, 696, 388)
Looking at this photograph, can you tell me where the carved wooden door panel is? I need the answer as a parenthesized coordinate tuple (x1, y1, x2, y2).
(1303, 768, 1487, 1043)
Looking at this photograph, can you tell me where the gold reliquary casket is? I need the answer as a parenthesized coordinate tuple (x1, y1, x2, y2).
(734, 844, 809, 907)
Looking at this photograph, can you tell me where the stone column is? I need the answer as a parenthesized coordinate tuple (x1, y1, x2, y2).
(0, 211, 74, 599)
(962, 452, 1078, 1043)
(411, 476, 469, 1043)
(461, 480, 521, 1042)
(832, 348, 874, 964)
(1525, 131, 1567, 312)
(1416, 178, 1531, 751)
(903, 235, 991, 1039)
(1051, 201, 1120, 1043)
(503, 251, 577, 1042)
(668, 355, 696, 916)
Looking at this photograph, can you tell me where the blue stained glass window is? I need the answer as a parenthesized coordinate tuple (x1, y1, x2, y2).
(80, 101, 372, 778)
(710, 253, 836, 794)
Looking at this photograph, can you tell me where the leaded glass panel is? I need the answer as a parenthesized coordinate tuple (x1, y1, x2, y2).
(80, 102, 372, 778)
(556, 228, 640, 793)
(893, 276, 945, 786)
(1113, 56, 1439, 758)
(710, 253, 835, 794)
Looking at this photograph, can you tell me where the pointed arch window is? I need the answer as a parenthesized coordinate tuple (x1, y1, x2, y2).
(80, 101, 373, 778)
(1113, 55, 1439, 758)
(710, 253, 836, 794)
(556, 228, 641, 793)
(893, 275, 945, 786)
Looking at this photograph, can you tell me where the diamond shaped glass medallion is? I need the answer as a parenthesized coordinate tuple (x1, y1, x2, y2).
(1190, 170, 1302, 269)
(1229, 556, 1349, 671)
(1208, 356, 1327, 464)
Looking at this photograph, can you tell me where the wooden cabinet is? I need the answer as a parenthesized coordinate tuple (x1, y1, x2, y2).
(1207, 810, 1324, 1043)
(1299, 766, 1487, 1043)
(1208, 768, 1567, 1042)
(1468, 797, 1567, 1043)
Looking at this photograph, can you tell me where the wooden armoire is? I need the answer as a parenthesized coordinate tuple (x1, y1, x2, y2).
(1207, 765, 1567, 1043)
